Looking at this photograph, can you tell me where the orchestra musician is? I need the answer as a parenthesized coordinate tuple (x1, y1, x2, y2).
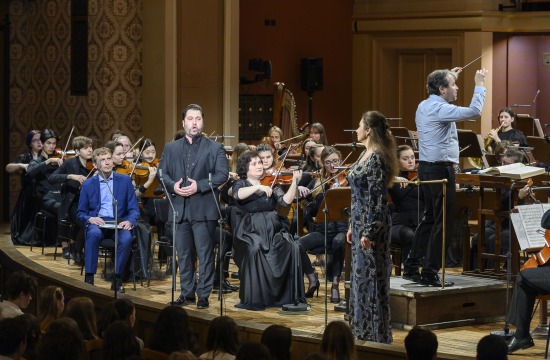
(403, 67, 488, 287)
(506, 209, 550, 354)
(299, 146, 347, 302)
(346, 111, 398, 343)
(309, 122, 328, 145)
(470, 147, 530, 269)
(26, 129, 64, 246)
(109, 129, 125, 142)
(388, 145, 424, 261)
(266, 126, 287, 155)
(48, 136, 94, 265)
(487, 107, 528, 150)
(6, 130, 42, 245)
(230, 151, 306, 310)
(158, 103, 229, 310)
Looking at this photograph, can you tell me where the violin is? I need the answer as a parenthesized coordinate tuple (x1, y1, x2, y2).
(407, 170, 418, 181)
(115, 159, 149, 176)
(260, 170, 318, 187)
(522, 230, 550, 270)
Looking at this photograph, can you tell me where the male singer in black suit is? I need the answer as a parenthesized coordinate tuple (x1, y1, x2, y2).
(158, 103, 229, 309)
(507, 209, 550, 354)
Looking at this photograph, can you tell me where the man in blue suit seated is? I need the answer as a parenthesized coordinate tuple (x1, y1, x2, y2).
(77, 147, 140, 293)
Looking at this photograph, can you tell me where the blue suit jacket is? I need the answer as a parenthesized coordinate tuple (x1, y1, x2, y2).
(77, 172, 140, 226)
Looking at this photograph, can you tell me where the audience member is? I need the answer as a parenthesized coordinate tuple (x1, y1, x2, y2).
(476, 334, 507, 360)
(103, 321, 141, 360)
(63, 297, 98, 340)
(169, 351, 198, 359)
(36, 318, 84, 360)
(404, 328, 438, 360)
(17, 313, 40, 360)
(148, 306, 198, 355)
(0, 271, 37, 319)
(261, 325, 291, 360)
(200, 316, 239, 360)
(36, 286, 64, 334)
(0, 317, 27, 360)
(97, 298, 143, 347)
(319, 321, 356, 360)
(235, 343, 272, 360)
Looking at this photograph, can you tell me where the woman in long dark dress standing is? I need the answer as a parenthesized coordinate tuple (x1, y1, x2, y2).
(346, 111, 398, 343)
(231, 151, 307, 310)
(6, 130, 42, 244)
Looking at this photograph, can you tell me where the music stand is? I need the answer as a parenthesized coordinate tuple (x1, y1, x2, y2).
(314, 187, 351, 325)
(516, 115, 544, 137)
(457, 129, 488, 168)
(390, 127, 417, 150)
(333, 143, 364, 165)
(527, 136, 550, 164)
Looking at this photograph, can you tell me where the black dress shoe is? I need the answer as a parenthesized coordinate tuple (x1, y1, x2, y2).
(111, 278, 125, 293)
(213, 283, 232, 294)
(172, 295, 195, 306)
(508, 335, 534, 353)
(223, 279, 239, 291)
(197, 297, 209, 309)
(74, 252, 84, 266)
(419, 273, 454, 287)
(334, 300, 347, 312)
(84, 273, 94, 285)
(62, 246, 70, 260)
(402, 270, 421, 283)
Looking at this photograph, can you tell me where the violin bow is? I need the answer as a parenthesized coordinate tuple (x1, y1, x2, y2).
(61, 126, 75, 160)
(123, 136, 144, 160)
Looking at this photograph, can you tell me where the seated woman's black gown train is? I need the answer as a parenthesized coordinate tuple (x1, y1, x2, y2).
(231, 179, 305, 310)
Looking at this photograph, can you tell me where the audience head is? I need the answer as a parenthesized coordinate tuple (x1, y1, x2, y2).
(63, 297, 98, 340)
(236, 343, 272, 360)
(17, 314, 40, 360)
(404, 328, 438, 360)
(205, 316, 239, 356)
(261, 324, 292, 360)
(148, 306, 197, 355)
(309, 123, 328, 145)
(5, 271, 37, 310)
(36, 318, 83, 360)
(0, 317, 27, 359)
(168, 351, 198, 360)
(36, 286, 64, 334)
(103, 321, 141, 360)
(320, 321, 356, 360)
(476, 334, 507, 360)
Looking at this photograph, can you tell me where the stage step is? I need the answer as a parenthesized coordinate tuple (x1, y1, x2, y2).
(390, 274, 508, 330)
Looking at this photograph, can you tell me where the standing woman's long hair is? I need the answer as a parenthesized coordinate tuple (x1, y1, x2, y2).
(361, 111, 398, 186)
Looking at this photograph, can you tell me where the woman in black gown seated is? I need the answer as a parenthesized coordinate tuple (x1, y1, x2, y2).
(231, 151, 307, 310)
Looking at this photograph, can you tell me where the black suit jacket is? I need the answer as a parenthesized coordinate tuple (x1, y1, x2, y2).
(158, 136, 228, 222)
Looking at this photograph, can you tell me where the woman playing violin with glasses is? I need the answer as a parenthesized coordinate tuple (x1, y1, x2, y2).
(299, 146, 347, 302)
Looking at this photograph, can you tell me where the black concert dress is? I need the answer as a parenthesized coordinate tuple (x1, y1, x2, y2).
(10, 152, 38, 245)
(231, 179, 305, 310)
(347, 150, 392, 343)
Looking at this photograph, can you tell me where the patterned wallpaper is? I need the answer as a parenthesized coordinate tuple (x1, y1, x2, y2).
(8, 0, 143, 212)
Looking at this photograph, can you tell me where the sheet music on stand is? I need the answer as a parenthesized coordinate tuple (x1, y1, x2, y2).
(511, 203, 550, 251)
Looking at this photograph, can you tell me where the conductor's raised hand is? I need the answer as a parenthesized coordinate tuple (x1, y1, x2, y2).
(475, 69, 488, 86)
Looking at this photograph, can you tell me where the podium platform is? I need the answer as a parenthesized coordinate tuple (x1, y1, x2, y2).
(390, 274, 507, 330)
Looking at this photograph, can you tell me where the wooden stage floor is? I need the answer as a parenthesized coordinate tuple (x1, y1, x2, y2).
(1, 223, 547, 359)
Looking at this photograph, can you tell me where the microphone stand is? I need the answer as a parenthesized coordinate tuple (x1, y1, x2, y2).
(282, 176, 311, 313)
(96, 160, 119, 299)
(209, 173, 226, 316)
(318, 167, 330, 327)
(492, 180, 526, 339)
(157, 169, 178, 305)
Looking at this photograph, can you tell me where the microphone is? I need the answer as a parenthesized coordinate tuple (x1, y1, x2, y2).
(533, 90, 541, 104)
(158, 168, 163, 180)
(208, 173, 212, 187)
(544, 124, 550, 128)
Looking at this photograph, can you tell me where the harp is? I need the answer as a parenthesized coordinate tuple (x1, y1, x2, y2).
(273, 82, 302, 139)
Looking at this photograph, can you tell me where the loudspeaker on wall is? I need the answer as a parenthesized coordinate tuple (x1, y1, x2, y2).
(301, 58, 323, 93)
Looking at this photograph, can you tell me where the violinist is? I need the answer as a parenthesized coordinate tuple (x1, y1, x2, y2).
(309, 122, 328, 145)
(256, 142, 279, 175)
(134, 138, 159, 199)
(266, 126, 287, 156)
(486, 108, 528, 151)
(104, 141, 125, 171)
(388, 145, 424, 261)
(6, 130, 42, 245)
(117, 135, 134, 159)
(299, 146, 346, 302)
(470, 147, 531, 270)
(231, 151, 308, 310)
(506, 209, 550, 354)
(48, 136, 94, 264)
(109, 129, 125, 141)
